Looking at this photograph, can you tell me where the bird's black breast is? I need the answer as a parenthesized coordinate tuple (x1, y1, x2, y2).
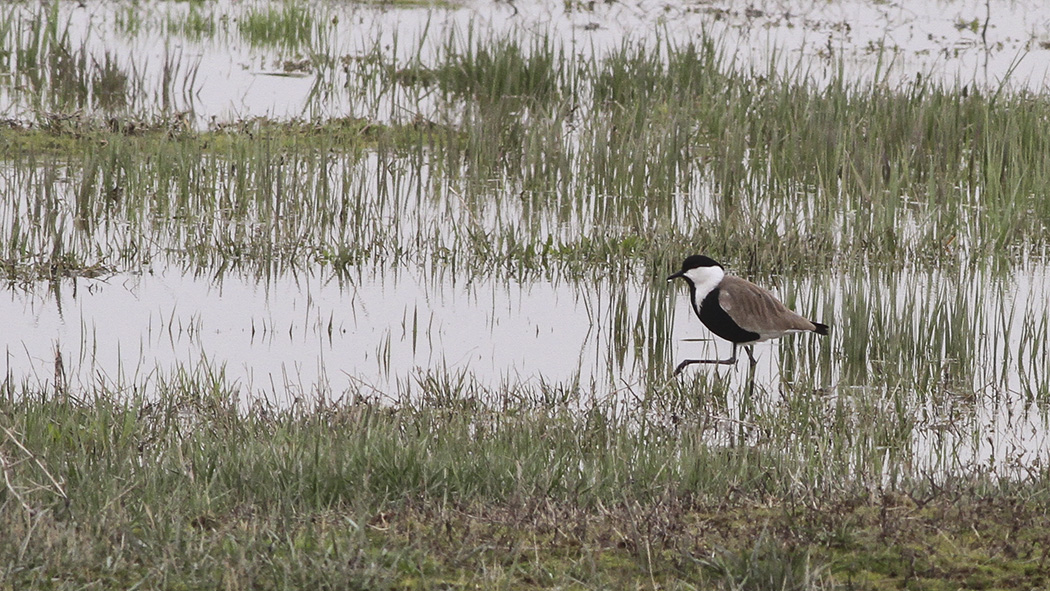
(694, 287, 761, 344)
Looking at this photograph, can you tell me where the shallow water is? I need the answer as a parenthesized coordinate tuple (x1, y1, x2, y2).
(4, 259, 1049, 471)
(4, 268, 658, 401)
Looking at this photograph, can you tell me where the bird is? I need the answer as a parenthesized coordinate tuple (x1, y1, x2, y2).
(667, 255, 828, 375)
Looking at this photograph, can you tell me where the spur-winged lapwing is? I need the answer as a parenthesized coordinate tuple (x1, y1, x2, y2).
(667, 255, 829, 375)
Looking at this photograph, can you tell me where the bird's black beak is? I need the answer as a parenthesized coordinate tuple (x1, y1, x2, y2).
(666, 271, 683, 282)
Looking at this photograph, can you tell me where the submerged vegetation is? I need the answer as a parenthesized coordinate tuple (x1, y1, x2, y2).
(2, 0, 1050, 588)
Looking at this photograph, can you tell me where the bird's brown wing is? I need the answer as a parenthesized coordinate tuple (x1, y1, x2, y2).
(718, 276, 815, 334)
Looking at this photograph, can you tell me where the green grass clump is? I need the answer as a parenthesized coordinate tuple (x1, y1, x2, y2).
(433, 32, 568, 104)
(166, 4, 217, 40)
(238, 3, 319, 50)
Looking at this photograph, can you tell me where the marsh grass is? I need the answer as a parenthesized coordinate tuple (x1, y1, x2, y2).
(165, 4, 218, 41)
(238, 2, 321, 50)
(4, 15, 1050, 273)
(0, 4, 202, 122)
(367, 33, 1050, 277)
(434, 31, 567, 105)
(1, 367, 1048, 588)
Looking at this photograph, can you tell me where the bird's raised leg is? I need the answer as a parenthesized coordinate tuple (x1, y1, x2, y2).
(744, 345, 757, 366)
(673, 344, 739, 376)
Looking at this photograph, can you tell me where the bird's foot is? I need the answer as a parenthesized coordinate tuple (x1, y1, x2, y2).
(673, 357, 738, 376)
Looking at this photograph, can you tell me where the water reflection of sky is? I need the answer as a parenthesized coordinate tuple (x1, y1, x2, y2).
(5, 269, 638, 399)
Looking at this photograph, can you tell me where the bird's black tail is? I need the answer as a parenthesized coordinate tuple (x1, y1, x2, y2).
(812, 322, 830, 336)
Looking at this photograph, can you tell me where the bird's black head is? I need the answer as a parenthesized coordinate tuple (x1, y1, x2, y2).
(667, 255, 722, 282)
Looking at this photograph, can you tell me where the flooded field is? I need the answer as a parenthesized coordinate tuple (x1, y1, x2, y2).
(3, 0, 1050, 122)
(6, 1, 1050, 587)
(3, 0, 1050, 478)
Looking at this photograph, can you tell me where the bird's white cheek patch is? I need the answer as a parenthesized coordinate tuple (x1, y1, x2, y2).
(684, 266, 724, 302)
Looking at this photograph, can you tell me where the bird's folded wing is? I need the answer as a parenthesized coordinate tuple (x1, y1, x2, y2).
(718, 276, 815, 333)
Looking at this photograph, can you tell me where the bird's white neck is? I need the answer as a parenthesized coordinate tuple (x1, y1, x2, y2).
(684, 265, 724, 304)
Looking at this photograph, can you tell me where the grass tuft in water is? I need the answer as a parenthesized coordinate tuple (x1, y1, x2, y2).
(433, 31, 568, 105)
(166, 3, 218, 41)
(237, 2, 319, 50)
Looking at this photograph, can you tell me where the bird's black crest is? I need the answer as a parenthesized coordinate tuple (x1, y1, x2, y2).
(679, 255, 722, 272)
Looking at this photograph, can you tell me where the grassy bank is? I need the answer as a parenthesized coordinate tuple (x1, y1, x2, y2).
(2, 373, 1048, 589)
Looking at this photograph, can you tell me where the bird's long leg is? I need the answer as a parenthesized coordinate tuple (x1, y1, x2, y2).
(673, 344, 739, 376)
(743, 356, 757, 399)
(744, 345, 757, 366)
